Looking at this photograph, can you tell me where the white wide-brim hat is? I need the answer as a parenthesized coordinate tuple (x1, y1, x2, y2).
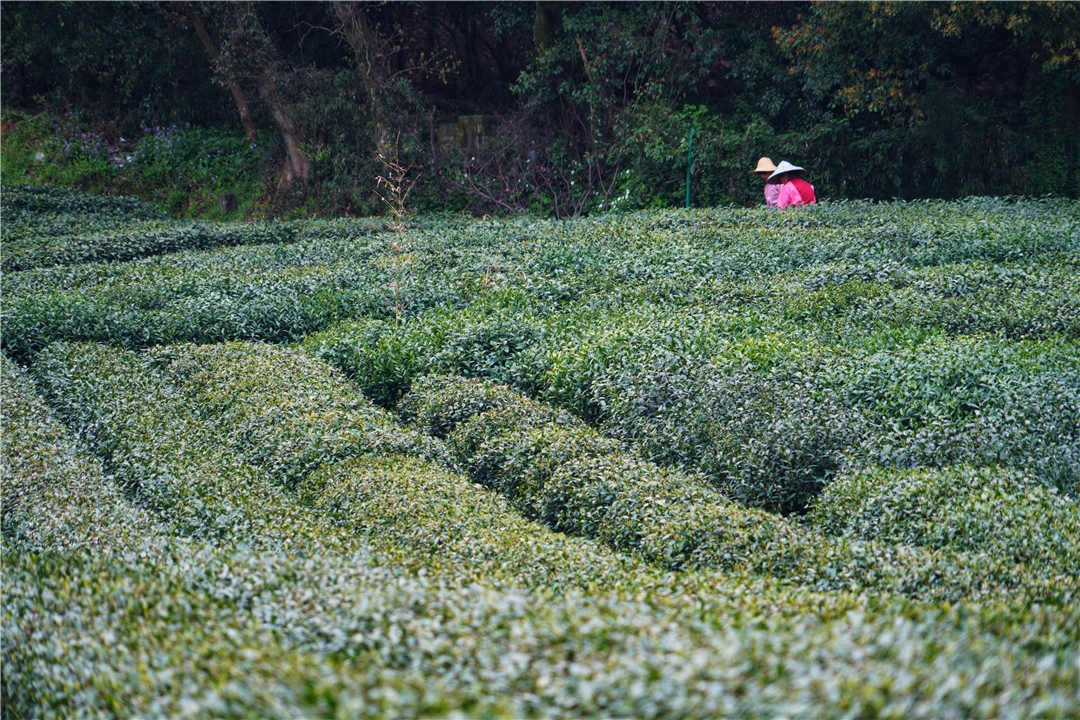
(768, 161, 805, 181)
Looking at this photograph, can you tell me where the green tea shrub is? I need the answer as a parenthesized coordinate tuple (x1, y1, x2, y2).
(149, 341, 450, 485)
(33, 342, 294, 539)
(810, 465, 1080, 577)
(301, 455, 653, 593)
(398, 373, 537, 438)
(834, 336, 1080, 495)
(1, 230, 471, 363)
(401, 375, 1075, 601)
(0, 183, 165, 221)
(2, 204, 392, 271)
(0, 354, 157, 551)
(300, 318, 429, 407)
(10, 534, 1078, 719)
(430, 314, 544, 386)
(789, 261, 1080, 340)
(591, 352, 869, 513)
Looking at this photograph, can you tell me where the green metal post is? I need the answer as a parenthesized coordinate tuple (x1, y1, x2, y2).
(685, 128, 695, 209)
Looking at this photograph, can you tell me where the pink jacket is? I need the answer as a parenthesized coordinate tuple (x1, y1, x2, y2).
(764, 183, 782, 208)
(777, 178, 817, 209)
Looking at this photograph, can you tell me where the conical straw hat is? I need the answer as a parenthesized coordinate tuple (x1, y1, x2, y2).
(749, 157, 777, 174)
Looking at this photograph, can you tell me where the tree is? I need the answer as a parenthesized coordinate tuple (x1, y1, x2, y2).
(212, 2, 311, 187)
(184, 3, 258, 141)
(774, 1, 1080, 198)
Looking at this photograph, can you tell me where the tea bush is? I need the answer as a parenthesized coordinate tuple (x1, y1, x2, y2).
(33, 342, 301, 539)
(1, 185, 390, 270)
(148, 341, 449, 485)
(0, 354, 157, 552)
(1, 183, 165, 221)
(301, 455, 657, 594)
(10, 341, 1080, 717)
(5, 195, 1080, 716)
(400, 374, 1078, 602)
(308, 302, 1077, 511)
(1, 229, 474, 363)
(10, 540, 1078, 719)
(809, 465, 1080, 577)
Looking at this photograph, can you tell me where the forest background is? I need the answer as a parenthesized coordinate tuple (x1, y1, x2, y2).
(2, 1, 1079, 219)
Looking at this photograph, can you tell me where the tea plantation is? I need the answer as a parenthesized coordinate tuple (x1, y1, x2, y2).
(3, 185, 1079, 718)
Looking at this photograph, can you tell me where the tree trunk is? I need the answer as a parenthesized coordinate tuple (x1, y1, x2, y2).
(534, 1, 561, 51)
(228, 2, 311, 188)
(256, 78, 311, 188)
(184, 3, 258, 141)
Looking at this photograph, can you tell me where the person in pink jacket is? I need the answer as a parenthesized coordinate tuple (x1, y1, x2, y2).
(749, 157, 782, 208)
(769, 161, 817, 209)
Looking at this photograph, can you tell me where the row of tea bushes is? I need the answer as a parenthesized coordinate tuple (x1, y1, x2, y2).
(809, 465, 1080, 579)
(33, 342, 315, 541)
(590, 333, 1080, 504)
(398, 374, 1079, 603)
(303, 302, 1079, 510)
(1, 184, 392, 270)
(0, 354, 157, 552)
(305, 455, 662, 594)
(24, 339, 711, 599)
(143, 341, 726, 594)
(513, 198, 1078, 284)
(833, 336, 1080, 495)
(0, 230, 479, 363)
(5, 198, 1077, 364)
(13, 531, 1079, 718)
(10, 342, 1080, 717)
(759, 260, 1080, 342)
(1, 218, 390, 272)
(148, 341, 450, 486)
(0, 347, 951, 716)
(1, 184, 165, 223)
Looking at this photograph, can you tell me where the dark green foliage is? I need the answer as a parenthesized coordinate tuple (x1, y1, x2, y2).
(1, 183, 165, 220)
(6, 3, 1077, 217)
(0, 2, 228, 129)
